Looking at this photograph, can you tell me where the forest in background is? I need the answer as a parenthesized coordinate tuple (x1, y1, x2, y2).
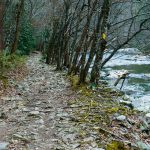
(0, 0, 150, 85)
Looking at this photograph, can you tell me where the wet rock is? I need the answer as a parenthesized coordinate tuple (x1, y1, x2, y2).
(116, 115, 126, 121)
(145, 113, 150, 118)
(145, 113, 150, 124)
(119, 100, 133, 109)
(140, 125, 149, 134)
(137, 141, 150, 150)
(139, 117, 149, 132)
(0, 142, 9, 150)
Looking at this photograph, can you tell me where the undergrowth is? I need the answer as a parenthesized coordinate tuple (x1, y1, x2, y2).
(68, 75, 140, 149)
(0, 53, 26, 71)
(0, 53, 27, 88)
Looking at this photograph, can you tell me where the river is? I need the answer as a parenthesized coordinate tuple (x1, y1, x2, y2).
(103, 48, 150, 112)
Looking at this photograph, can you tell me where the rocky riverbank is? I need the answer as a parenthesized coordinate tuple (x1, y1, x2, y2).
(0, 53, 150, 150)
(68, 76, 150, 149)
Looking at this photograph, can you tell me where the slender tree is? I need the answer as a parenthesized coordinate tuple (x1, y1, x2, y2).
(11, 0, 24, 54)
(0, 0, 5, 52)
(90, 0, 111, 84)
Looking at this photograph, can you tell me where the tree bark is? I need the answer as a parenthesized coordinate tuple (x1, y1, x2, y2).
(70, 1, 98, 75)
(11, 0, 24, 54)
(90, 0, 111, 84)
(0, 1, 5, 52)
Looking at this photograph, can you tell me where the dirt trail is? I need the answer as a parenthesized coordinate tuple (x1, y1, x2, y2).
(0, 53, 82, 150)
(1, 53, 149, 150)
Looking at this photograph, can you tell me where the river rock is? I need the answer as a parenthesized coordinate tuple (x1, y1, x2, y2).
(119, 100, 133, 108)
(0, 142, 9, 150)
(137, 141, 150, 150)
(116, 115, 126, 121)
(145, 113, 150, 117)
(145, 113, 150, 124)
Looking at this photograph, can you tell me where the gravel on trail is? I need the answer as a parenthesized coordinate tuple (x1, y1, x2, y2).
(0, 53, 96, 150)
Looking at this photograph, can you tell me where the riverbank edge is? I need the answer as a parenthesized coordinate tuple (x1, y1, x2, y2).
(67, 75, 150, 150)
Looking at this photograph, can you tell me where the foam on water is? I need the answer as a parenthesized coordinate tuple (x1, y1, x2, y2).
(103, 48, 150, 112)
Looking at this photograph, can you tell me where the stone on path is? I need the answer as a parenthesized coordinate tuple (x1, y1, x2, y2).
(116, 115, 126, 121)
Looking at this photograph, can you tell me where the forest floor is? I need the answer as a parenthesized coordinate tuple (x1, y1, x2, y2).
(0, 53, 150, 150)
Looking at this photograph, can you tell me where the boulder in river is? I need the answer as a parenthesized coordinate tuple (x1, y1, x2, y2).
(145, 113, 150, 124)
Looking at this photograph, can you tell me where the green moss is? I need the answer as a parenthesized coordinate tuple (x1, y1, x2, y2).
(79, 130, 86, 137)
(106, 107, 119, 114)
(0, 53, 26, 89)
(67, 75, 141, 148)
(0, 53, 26, 72)
(68, 75, 79, 89)
(79, 87, 92, 97)
(0, 75, 8, 88)
(106, 141, 128, 150)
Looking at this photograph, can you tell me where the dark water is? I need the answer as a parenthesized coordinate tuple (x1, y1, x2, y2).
(103, 48, 150, 112)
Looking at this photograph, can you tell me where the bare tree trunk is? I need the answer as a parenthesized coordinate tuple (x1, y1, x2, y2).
(0, 1, 5, 52)
(71, 0, 97, 73)
(70, 26, 88, 74)
(69, 0, 98, 75)
(90, 0, 111, 84)
(79, 30, 94, 83)
(63, 34, 70, 67)
(78, 8, 103, 83)
(11, 0, 24, 54)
